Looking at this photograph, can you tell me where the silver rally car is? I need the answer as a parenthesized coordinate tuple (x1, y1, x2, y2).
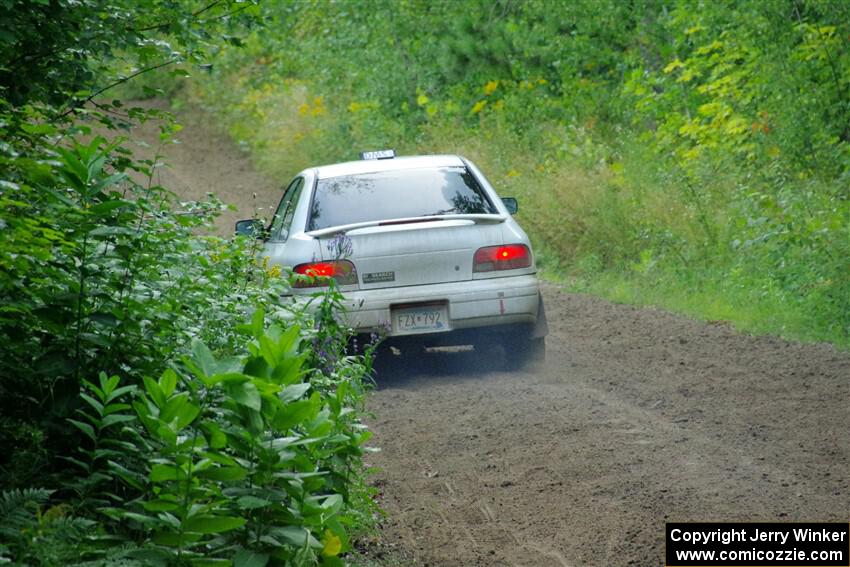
(237, 151, 547, 368)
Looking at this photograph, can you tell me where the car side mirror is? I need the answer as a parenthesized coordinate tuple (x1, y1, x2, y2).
(501, 197, 518, 214)
(235, 219, 265, 238)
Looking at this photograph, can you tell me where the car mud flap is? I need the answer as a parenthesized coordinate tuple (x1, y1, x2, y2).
(532, 292, 549, 338)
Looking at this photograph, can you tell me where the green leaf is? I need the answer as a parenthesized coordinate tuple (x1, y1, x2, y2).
(272, 393, 320, 431)
(216, 356, 244, 375)
(153, 531, 203, 547)
(271, 355, 306, 385)
(79, 332, 112, 347)
(69, 418, 96, 442)
(156, 424, 178, 446)
(142, 499, 180, 512)
(321, 493, 343, 515)
(80, 392, 105, 416)
(91, 172, 127, 194)
(21, 123, 57, 135)
(88, 225, 137, 238)
(89, 199, 135, 215)
(100, 373, 119, 396)
(105, 384, 136, 404)
(258, 335, 280, 367)
(108, 460, 145, 490)
(250, 308, 265, 339)
(191, 560, 231, 567)
(234, 549, 269, 567)
(203, 372, 252, 386)
(116, 511, 159, 526)
(150, 463, 181, 482)
(276, 325, 302, 356)
(204, 422, 227, 449)
(192, 339, 217, 377)
(235, 496, 271, 510)
(267, 526, 321, 548)
(279, 383, 310, 403)
(159, 368, 177, 397)
(101, 413, 136, 428)
(84, 377, 106, 400)
(143, 376, 166, 408)
(182, 515, 246, 534)
(242, 357, 269, 379)
(174, 403, 200, 430)
(159, 392, 189, 423)
(227, 380, 262, 411)
(197, 466, 247, 481)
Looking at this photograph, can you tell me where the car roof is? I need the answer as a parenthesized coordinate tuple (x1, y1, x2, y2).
(313, 154, 466, 180)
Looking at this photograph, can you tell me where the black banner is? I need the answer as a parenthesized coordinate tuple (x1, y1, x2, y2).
(666, 522, 849, 566)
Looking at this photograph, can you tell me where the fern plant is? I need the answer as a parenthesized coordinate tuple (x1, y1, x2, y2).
(0, 488, 95, 565)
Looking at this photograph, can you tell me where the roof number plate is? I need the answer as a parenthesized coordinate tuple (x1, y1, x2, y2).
(360, 149, 396, 160)
(363, 271, 395, 284)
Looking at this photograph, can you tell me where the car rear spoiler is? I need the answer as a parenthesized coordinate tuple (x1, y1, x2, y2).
(305, 214, 508, 238)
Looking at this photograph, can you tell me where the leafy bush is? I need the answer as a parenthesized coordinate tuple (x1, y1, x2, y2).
(0, 116, 378, 564)
(1, 4, 379, 565)
(0, 113, 270, 486)
(56, 308, 372, 566)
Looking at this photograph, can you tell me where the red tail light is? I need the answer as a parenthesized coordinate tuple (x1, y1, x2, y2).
(473, 244, 532, 272)
(293, 260, 358, 288)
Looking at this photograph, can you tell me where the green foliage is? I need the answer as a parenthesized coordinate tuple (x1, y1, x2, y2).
(0, 488, 96, 565)
(0, 110, 377, 567)
(1, 2, 378, 565)
(0, 294, 376, 566)
(0, 116, 282, 487)
(0, 0, 261, 110)
(57, 307, 372, 565)
(189, 0, 850, 346)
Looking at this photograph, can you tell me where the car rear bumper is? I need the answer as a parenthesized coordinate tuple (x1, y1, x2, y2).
(336, 274, 540, 336)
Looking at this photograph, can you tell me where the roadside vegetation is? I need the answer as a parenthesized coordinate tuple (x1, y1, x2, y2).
(0, 2, 376, 565)
(177, 0, 850, 347)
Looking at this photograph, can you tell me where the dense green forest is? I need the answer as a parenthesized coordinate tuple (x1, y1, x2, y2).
(1, 1, 375, 565)
(185, 0, 850, 345)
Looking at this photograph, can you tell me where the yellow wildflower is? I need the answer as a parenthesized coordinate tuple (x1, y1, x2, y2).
(471, 100, 488, 114)
(322, 530, 342, 557)
(483, 80, 499, 95)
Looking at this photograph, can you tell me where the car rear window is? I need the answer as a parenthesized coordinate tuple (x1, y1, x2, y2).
(307, 166, 497, 231)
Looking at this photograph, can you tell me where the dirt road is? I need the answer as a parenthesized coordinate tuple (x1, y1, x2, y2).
(366, 287, 848, 566)
(130, 102, 850, 567)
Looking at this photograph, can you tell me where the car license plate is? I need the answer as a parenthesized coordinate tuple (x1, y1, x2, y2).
(391, 303, 449, 335)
